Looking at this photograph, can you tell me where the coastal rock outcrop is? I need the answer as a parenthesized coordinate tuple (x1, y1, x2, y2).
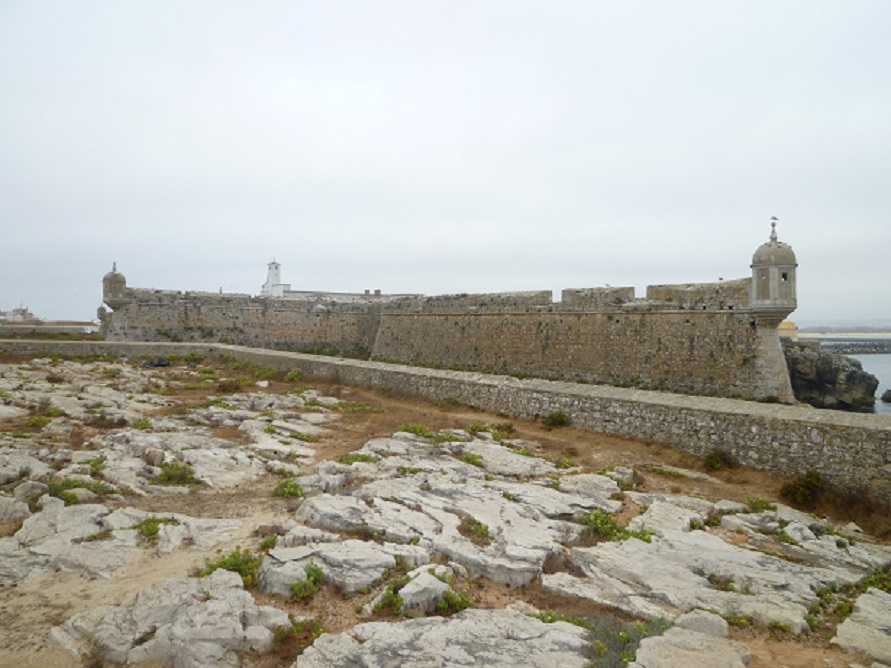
(782, 340, 879, 411)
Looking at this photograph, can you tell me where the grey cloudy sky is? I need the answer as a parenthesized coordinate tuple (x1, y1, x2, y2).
(1, 1, 889, 325)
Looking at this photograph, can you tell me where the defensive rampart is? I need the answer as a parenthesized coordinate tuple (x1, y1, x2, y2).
(3, 340, 889, 509)
(99, 277, 795, 402)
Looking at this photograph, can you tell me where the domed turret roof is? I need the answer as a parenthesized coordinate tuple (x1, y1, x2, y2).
(103, 262, 124, 281)
(752, 220, 797, 266)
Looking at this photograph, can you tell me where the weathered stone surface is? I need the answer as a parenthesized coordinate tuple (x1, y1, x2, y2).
(628, 501, 705, 535)
(542, 526, 881, 633)
(50, 569, 290, 667)
(0, 495, 30, 522)
(293, 608, 592, 668)
(832, 588, 891, 663)
(882, 389, 891, 403)
(629, 625, 752, 667)
(399, 565, 453, 616)
(674, 609, 729, 638)
(783, 340, 879, 411)
(259, 540, 429, 596)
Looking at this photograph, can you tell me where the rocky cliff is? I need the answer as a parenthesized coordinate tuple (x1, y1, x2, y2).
(782, 340, 879, 411)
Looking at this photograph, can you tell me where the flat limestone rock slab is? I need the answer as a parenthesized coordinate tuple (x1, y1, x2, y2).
(294, 608, 592, 668)
(832, 588, 891, 664)
(629, 626, 752, 668)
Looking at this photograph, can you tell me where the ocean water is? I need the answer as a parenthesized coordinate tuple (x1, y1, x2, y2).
(849, 354, 891, 416)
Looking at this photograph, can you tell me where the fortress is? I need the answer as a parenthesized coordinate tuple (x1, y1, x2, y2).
(99, 222, 799, 403)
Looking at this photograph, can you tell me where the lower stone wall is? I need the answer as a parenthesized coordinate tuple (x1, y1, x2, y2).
(371, 310, 788, 401)
(3, 340, 888, 508)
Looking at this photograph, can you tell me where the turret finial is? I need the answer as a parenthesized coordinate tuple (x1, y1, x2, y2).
(769, 217, 778, 242)
(112, 262, 117, 272)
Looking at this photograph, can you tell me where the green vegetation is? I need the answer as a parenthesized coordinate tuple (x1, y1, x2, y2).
(84, 456, 106, 476)
(647, 466, 688, 479)
(290, 561, 325, 602)
(374, 575, 412, 615)
(47, 477, 119, 505)
(397, 423, 434, 438)
(334, 402, 384, 414)
(130, 516, 180, 546)
(533, 611, 670, 667)
(132, 418, 151, 430)
(780, 470, 828, 509)
(542, 411, 571, 428)
(555, 458, 575, 469)
(25, 415, 51, 430)
(183, 352, 204, 366)
(437, 588, 475, 615)
(273, 478, 304, 498)
(703, 448, 738, 471)
(397, 466, 424, 476)
(745, 496, 777, 513)
(458, 515, 491, 546)
(707, 573, 736, 592)
(336, 452, 381, 465)
(151, 462, 201, 485)
(284, 369, 306, 382)
(461, 453, 484, 468)
(198, 548, 262, 587)
(272, 617, 324, 657)
(259, 535, 278, 552)
(579, 511, 653, 544)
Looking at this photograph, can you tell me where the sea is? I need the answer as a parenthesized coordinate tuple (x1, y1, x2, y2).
(850, 353, 891, 417)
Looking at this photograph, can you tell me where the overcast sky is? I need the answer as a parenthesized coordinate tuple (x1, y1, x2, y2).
(1, 1, 889, 325)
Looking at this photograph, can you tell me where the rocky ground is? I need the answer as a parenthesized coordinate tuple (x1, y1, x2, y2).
(0, 352, 889, 668)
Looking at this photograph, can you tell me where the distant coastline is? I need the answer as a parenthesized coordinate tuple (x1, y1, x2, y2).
(798, 332, 891, 355)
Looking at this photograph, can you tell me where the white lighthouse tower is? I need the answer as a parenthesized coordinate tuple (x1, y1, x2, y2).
(261, 261, 290, 297)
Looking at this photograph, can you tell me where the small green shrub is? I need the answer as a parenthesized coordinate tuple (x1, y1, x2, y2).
(437, 588, 475, 615)
(647, 466, 687, 479)
(703, 448, 737, 471)
(542, 411, 570, 428)
(272, 617, 324, 656)
(555, 458, 575, 469)
(199, 548, 262, 587)
(273, 478, 304, 498)
(152, 462, 200, 485)
(579, 511, 653, 544)
(461, 453, 484, 467)
(183, 352, 204, 366)
(25, 415, 51, 430)
(284, 369, 306, 382)
(745, 496, 776, 513)
(260, 535, 278, 551)
(466, 422, 488, 436)
(290, 561, 325, 602)
(707, 573, 736, 592)
(131, 516, 180, 546)
(85, 456, 106, 476)
(133, 418, 151, 430)
(458, 515, 491, 546)
(396, 423, 434, 438)
(780, 470, 828, 509)
(47, 478, 119, 505)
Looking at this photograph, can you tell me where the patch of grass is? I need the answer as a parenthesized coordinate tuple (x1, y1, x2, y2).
(437, 588, 475, 615)
(25, 415, 51, 430)
(264, 424, 278, 435)
(199, 548, 262, 587)
(778, 530, 800, 546)
(374, 575, 412, 615)
(555, 458, 575, 469)
(502, 491, 519, 502)
(47, 477, 119, 505)
(396, 423, 434, 438)
(745, 496, 777, 513)
(81, 529, 114, 542)
(542, 411, 571, 428)
(284, 369, 306, 383)
(272, 617, 324, 657)
(534, 612, 670, 667)
(335, 402, 384, 414)
(398, 466, 424, 476)
(183, 352, 204, 366)
(722, 612, 754, 628)
(647, 466, 688, 479)
(703, 448, 738, 471)
(435, 397, 460, 408)
(132, 418, 151, 430)
(336, 452, 380, 465)
(461, 453, 484, 467)
(259, 535, 278, 552)
(466, 422, 488, 436)
(151, 462, 201, 485)
(130, 516, 180, 546)
(273, 478, 304, 498)
(290, 561, 325, 602)
(780, 470, 828, 510)
(84, 455, 106, 476)
(579, 511, 653, 545)
(458, 515, 492, 546)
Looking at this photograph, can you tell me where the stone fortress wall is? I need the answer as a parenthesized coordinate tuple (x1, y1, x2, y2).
(98, 224, 799, 403)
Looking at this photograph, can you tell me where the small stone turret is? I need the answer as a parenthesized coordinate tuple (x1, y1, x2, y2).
(102, 263, 128, 309)
(750, 218, 797, 326)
